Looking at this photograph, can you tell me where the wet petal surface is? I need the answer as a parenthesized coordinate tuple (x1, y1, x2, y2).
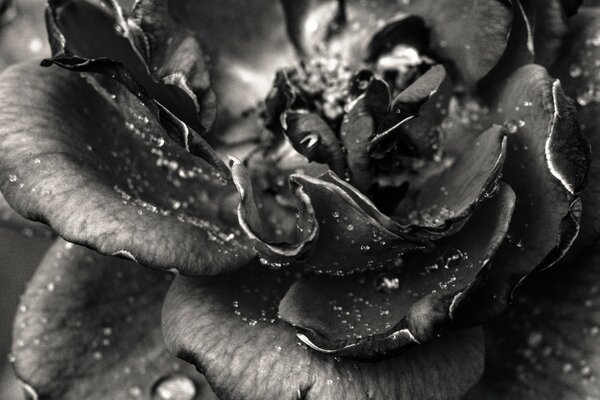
(278, 184, 515, 358)
(11, 239, 219, 400)
(0, 63, 254, 275)
(163, 260, 484, 400)
(451, 64, 590, 324)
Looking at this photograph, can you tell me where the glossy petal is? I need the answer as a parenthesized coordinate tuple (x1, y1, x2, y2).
(0, 63, 254, 275)
(127, 0, 216, 131)
(163, 260, 485, 400)
(551, 8, 600, 256)
(466, 244, 600, 399)
(451, 64, 591, 324)
(394, 126, 507, 232)
(278, 184, 515, 358)
(408, 0, 512, 87)
(232, 159, 426, 274)
(46, 0, 212, 136)
(11, 239, 219, 400)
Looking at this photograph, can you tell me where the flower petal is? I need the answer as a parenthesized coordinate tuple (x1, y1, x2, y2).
(451, 64, 591, 324)
(11, 239, 219, 400)
(394, 125, 507, 232)
(466, 243, 600, 399)
(127, 0, 217, 130)
(0, 192, 54, 238)
(162, 260, 485, 400)
(551, 8, 600, 256)
(278, 183, 515, 358)
(0, 62, 254, 275)
(408, 0, 512, 87)
(46, 0, 212, 136)
(231, 160, 425, 275)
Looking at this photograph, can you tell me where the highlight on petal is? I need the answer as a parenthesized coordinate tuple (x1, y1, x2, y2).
(11, 239, 219, 400)
(162, 260, 485, 400)
(466, 242, 600, 399)
(231, 158, 426, 275)
(551, 7, 600, 256)
(451, 64, 591, 324)
(0, 63, 254, 275)
(278, 183, 515, 359)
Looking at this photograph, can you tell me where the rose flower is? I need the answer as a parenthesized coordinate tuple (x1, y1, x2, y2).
(0, 0, 599, 399)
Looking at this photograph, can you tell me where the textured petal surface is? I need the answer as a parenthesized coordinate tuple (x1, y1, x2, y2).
(466, 244, 600, 399)
(452, 64, 590, 324)
(0, 63, 254, 275)
(163, 260, 485, 400)
(11, 239, 219, 400)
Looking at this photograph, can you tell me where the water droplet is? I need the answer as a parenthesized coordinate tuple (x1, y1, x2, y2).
(569, 64, 583, 78)
(151, 375, 196, 400)
(346, 224, 354, 231)
(374, 272, 400, 293)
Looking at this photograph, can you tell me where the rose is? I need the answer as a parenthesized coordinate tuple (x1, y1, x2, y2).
(0, 0, 598, 399)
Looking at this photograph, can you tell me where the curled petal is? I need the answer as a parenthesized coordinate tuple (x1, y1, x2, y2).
(127, 0, 217, 130)
(451, 64, 591, 324)
(284, 111, 346, 176)
(394, 125, 507, 233)
(231, 160, 425, 274)
(279, 184, 515, 359)
(551, 8, 600, 256)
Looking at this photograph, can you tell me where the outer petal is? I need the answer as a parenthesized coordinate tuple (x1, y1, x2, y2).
(0, 63, 254, 275)
(551, 8, 600, 257)
(466, 244, 600, 399)
(11, 239, 219, 400)
(451, 64, 591, 324)
(163, 260, 485, 400)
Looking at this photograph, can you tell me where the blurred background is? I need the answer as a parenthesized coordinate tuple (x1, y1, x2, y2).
(1, 0, 56, 398)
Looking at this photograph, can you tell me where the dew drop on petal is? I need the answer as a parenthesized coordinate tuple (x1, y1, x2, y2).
(374, 272, 400, 293)
(151, 375, 197, 400)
